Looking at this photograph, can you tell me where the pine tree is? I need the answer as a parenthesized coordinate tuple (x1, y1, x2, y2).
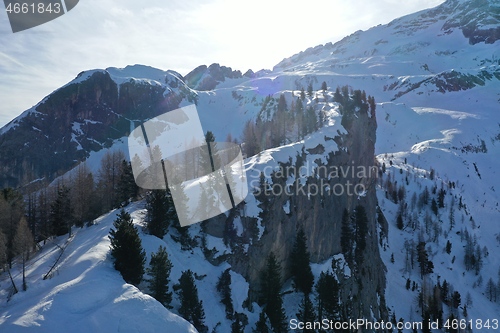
(232, 318, 244, 333)
(0, 231, 6, 269)
(176, 270, 207, 333)
(474, 244, 482, 275)
(117, 160, 139, 205)
(290, 228, 314, 295)
(146, 190, 170, 238)
(464, 232, 475, 271)
(260, 252, 287, 333)
(354, 205, 368, 266)
(445, 313, 457, 333)
(437, 187, 446, 208)
(0, 188, 24, 268)
(451, 291, 461, 310)
(449, 200, 455, 230)
(429, 168, 435, 180)
(422, 310, 432, 333)
(200, 131, 219, 173)
(321, 81, 327, 92)
(35, 189, 50, 242)
(340, 208, 352, 255)
(333, 87, 342, 103)
(486, 278, 496, 302)
(50, 185, 73, 237)
(416, 242, 434, 278)
(243, 120, 259, 157)
(295, 98, 304, 140)
(26, 192, 37, 242)
(300, 87, 306, 101)
(368, 95, 376, 118)
(146, 246, 172, 308)
(272, 94, 288, 146)
(445, 240, 452, 254)
(217, 268, 234, 319)
(307, 83, 313, 97)
(497, 271, 500, 303)
(316, 271, 340, 320)
(109, 209, 146, 286)
(253, 310, 270, 333)
(431, 198, 438, 216)
(304, 106, 317, 135)
(396, 213, 404, 230)
(296, 294, 316, 333)
(440, 280, 449, 304)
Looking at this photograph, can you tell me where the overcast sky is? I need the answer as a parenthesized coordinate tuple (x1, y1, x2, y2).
(0, 0, 444, 128)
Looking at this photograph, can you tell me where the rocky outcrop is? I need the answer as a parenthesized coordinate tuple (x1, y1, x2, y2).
(220, 102, 387, 321)
(0, 69, 186, 190)
(184, 63, 243, 91)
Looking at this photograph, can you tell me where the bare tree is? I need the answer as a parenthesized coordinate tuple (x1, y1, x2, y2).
(485, 278, 496, 302)
(0, 230, 7, 269)
(71, 162, 95, 227)
(242, 120, 258, 157)
(97, 150, 125, 211)
(14, 217, 34, 291)
(0, 188, 24, 267)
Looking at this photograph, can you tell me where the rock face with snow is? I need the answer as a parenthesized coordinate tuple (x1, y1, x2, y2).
(226, 102, 386, 320)
(183, 63, 246, 91)
(1, 0, 500, 330)
(0, 66, 191, 189)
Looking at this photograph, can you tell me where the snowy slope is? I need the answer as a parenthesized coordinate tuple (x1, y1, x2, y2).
(375, 101, 500, 329)
(0, 203, 198, 333)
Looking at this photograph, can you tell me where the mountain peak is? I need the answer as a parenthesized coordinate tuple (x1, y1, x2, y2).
(274, 0, 498, 70)
(431, 0, 500, 44)
(183, 63, 245, 91)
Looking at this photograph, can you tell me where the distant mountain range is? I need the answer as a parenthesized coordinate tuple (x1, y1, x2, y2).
(1, 0, 498, 192)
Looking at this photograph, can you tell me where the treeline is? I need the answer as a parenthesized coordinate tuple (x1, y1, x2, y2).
(0, 150, 139, 277)
(242, 84, 376, 157)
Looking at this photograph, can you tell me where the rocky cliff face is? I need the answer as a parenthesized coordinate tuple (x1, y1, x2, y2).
(183, 63, 248, 91)
(0, 67, 190, 190)
(205, 101, 387, 321)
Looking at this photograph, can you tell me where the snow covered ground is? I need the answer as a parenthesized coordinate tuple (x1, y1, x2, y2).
(375, 100, 500, 329)
(0, 204, 198, 333)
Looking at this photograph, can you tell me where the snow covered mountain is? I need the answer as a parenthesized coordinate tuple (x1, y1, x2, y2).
(1, 0, 500, 331)
(0, 204, 198, 333)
